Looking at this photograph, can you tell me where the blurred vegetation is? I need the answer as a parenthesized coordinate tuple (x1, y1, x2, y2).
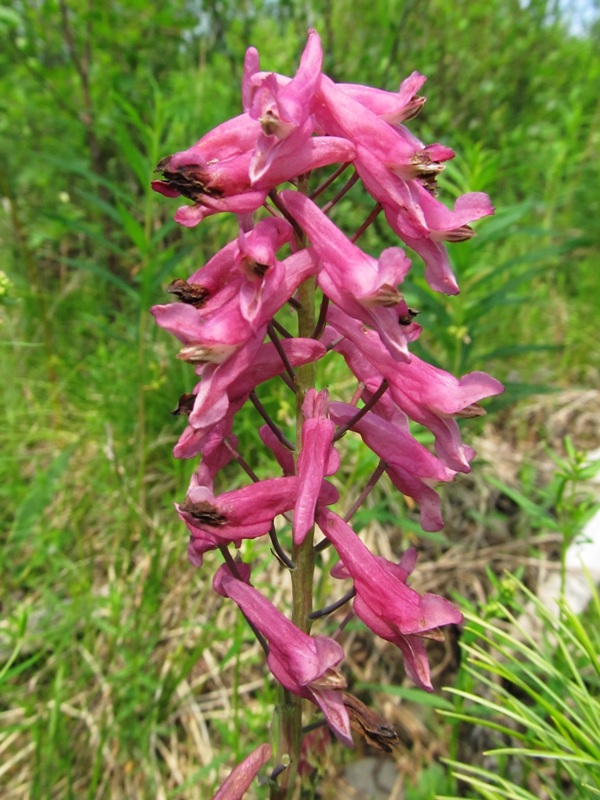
(1, 0, 599, 797)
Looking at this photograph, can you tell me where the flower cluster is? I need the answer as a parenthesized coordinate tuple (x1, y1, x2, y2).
(152, 29, 503, 796)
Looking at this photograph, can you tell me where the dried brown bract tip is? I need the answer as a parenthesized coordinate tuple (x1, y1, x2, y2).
(166, 279, 209, 308)
(343, 693, 400, 752)
(171, 393, 196, 416)
(179, 498, 227, 527)
(398, 308, 419, 326)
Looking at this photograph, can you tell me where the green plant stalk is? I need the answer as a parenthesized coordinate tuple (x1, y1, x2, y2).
(272, 265, 316, 798)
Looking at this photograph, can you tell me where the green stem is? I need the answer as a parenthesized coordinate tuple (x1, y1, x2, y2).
(272, 189, 316, 798)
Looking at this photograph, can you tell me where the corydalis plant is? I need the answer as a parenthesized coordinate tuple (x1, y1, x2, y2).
(152, 29, 503, 800)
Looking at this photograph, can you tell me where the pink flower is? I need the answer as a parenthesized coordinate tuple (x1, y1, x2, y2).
(151, 247, 320, 364)
(280, 190, 416, 361)
(317, 509, 462, 690)
(242, 31, 355, 185)
(257, 423, 340, 510)
(316, 75, 457, 210)
(315, 75, 437, 177)
(294, 389, 340, 544)
(311, 74, 493, 294)
(152, 113, 268, 227)
(336, 71, 427, 125)
(355, 147, 493, 294)
(151, 217, 306, 350)
(330, 401, 456, 531)
(173, 337, 326, 459)
(245, 29, 324, 184)
(175, 216, 294, 297)
(327, 305, 503, 471)
(214, 562, 353, 747)
(212, 743, 272, 800)
(245, 29, 322, 137)
(180, 476, 298, 567)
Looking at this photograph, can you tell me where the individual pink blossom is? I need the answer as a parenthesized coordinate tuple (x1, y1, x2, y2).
(151, 216, 295, 344)
(280, 190, 417, 361)
(151, 302, 250, 365)
(152, 113, 268, 227)
(312, 75, 493, 293)
(153, 114, 261, 195)
(179, 219, 285, 288)
(244, 28, 323, 184)
(294, 389, 340, 544)
(355, 147, 493, 293)
(236, 216, 293, 277)
(258, 424, 340, 510)
(179, 216, 294, 297)
(242, 30, 356, 185)
(152, 222, 297, 374)
(245, 29, 322, 136)
(336, 70, 427, 125)
(173, 337, 326, 459)
(180, 476, 299, 567)
(326, 305, 504, 471)
(315, 74, 454, 184)
(151, 247, 320, 366)
(212, 743, 272, 800)
(214, 562, 353, 747)
(330, 402, 456, 531)
(317, 509, 462, 690)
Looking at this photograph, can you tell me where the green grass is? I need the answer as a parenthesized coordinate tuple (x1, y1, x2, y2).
(439, 575, 600, 799)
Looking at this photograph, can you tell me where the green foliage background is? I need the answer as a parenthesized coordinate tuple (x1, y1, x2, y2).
(1, 1, 599, 797)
